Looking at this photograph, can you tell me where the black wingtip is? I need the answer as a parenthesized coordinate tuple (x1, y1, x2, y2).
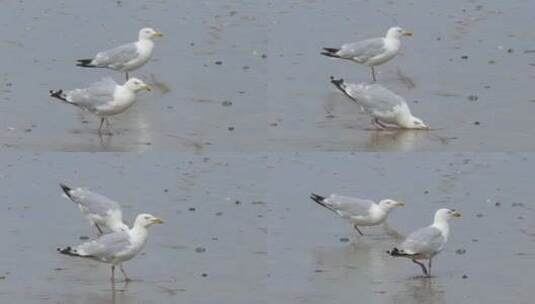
(76, 59, 96, 68)
(59, 183, 72, 199)
(57, 246, 80, 256)
(387, 248, 405, 257)
(321, 52, 341, 58)
(322, 47, 339, 53)
(49, 89, 68, 102)
(310, 193, 329, 209)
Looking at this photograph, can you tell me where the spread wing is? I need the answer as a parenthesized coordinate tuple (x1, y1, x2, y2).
(400, 226, 445, 256)
(93, 42, 139, 69)
(67, 187, 122, 217)
(66, 78, 118, 110)
(337, 38, 386, 62)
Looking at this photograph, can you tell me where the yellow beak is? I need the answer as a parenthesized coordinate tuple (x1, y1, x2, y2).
(452, 211, 461, 217)
(397, 201, 406, 207)
(154, 32, 164, 37)
(143, 85, 151, 92)
(152, 218, 164, 224)
(402, 31, 413, 37)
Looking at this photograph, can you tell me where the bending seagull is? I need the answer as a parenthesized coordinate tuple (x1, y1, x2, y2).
(321, 27, 412, 81)
(77, 27, 164, 80)
(388, 208, 461, 277)
(310, 193, 405, 236)
(60, 184, 129, 235)
(49, 77, 151, 134)
(58, 213, 164, 282)
(330, 77, 428, 130)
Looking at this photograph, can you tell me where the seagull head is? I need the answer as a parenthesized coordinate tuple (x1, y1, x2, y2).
(406, 116, 428, 130)
(434, 208, 461, 223)
(135, 213, 164, 228)
(378, 199, 405, 210)
(139, 27, 164, 40)
(124, 78, 151, 92)
(387, 27, 413, 39)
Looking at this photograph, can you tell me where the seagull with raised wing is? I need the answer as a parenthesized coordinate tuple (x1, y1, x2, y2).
(58, 213, 164, 282)
(60, 184, 129, 235)
(321, 26, 412, 81)
(310, 193, 405, 236)
(77, 28, 163, 80)
(388, 208, 461, 277)
(330, 77, 428, 130)
(49, 77, 150, 134)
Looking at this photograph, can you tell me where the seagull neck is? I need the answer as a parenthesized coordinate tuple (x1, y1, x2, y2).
(137, 38, 154, 48)
(130, 223, 149, 240)
(432, 219, 450, 239)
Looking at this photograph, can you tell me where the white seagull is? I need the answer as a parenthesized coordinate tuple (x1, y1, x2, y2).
(388, 208, 461, 277)
(60, 184, 129, 235)
(321, 26, 412, 81)
(330, 77, 428, 130)
(76, 27, 164, 80)
(310, 193, 405, 235)
(49, 77, 151, 134)
(58, 213, 164, 282)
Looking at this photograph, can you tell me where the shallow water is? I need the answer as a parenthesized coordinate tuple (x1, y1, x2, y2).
(1, 0, 535, 151)
(0, 153, 533, 303)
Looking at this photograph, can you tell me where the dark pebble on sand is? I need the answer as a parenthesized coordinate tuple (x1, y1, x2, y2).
(235, 200, 241, 205)
(261, 54, 268, 59)
(189, 207, 196, 211)
(79, 236, 90, 240)
(476, 213, 483, 218)
(164, 189, 168, 193)
(468, 95, 478, 101)
(216, 212, 223, 216)
(512, 202, 524, 207)
(507, 48, 514, 53)
(339, 237, 350, 242)
(456, 249, 466, 255)
(474, 121, 480, 125)
(201, 273, 208, 277)
(215, 61, 222, 65)
(228, 127, 235, 131)
(195, 247, 206, 253)
(495, 202, 501, 207)
(462, 274, 468, 279)
(222, 100, 232, 107)
(461, 55, 468, 59)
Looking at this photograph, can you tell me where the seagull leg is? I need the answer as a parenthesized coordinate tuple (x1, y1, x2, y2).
(98, 118, 105, 134)
(371, 66, 377, 82)
(111, 265, 116, 282)
(94, 223, 104, 236)
(411, 259, 429, 277)
(119, 264, 131, 282)
(125, 72, 129, 80)
(428, 258, 433, 276)
(353, 224, 364, 236)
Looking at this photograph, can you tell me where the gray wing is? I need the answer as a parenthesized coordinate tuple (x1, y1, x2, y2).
(93, 42, 139, 69)
(337, 38, 386, 62)
(344, 83, 405, 114)
(66, 78, 118, 110)
(76, 231, 131, 260)
(324, 194, 375, 216)
(68, 187, 121, 217)
(400, 226, 445, 256)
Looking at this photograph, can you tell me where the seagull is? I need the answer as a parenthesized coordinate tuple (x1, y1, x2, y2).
(330, 77, 428, 130)
(388, 208, 461, 277)
(49, 77, 151, 134)
(60, 184, 129, 235)
(321, 26, 412, 81)
(58, 213, 164, 282)
(310, 193, 405, 236)
(76, 27, 163, 80)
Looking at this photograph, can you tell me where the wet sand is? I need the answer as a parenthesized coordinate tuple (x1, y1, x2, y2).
(0, 153, 533, 303)
(0, 0, 535, 151)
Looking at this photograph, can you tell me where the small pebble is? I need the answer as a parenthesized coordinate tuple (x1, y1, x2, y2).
(261, 54, 268, 59)
(164, 189, 169, 193)
(462, 274, 468, 279)
(228, 127, 235, 131)
(222, 100, 232, 107)
(235, 200, 241, 205)
(201, 273, 208, 277)
(189, 207, 196, 211)
(314, 269, 324, 273)
(512, 202, 524, 207)
(215, 61, 222, 65)
(474, 121, 480, 125)
(195, 247, 206, 253)
(461, 55, 468, 59)
(215, 212, 223, 216)
(507, 48, 514, 53)
(456, 249, 466, 255)
(242, 65, 250, 70)
(476, 213, 483, 218)
(79, 236, 90, 240)
(495, 202, 501, 207)
(339, 237, 350, 242)
(488, 60, 495, 64)
(467, 95, 478, 101)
